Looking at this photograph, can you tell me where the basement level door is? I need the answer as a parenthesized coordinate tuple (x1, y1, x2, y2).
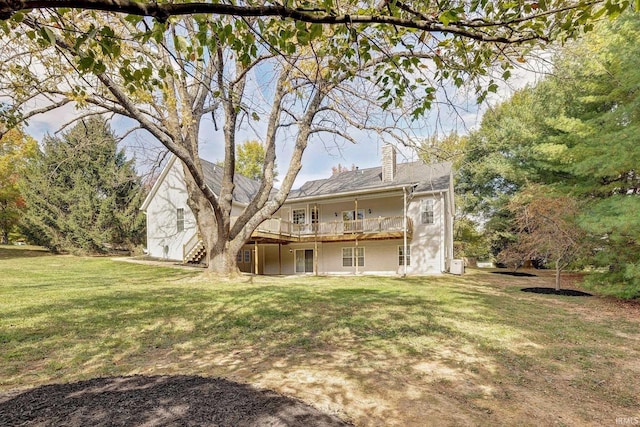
(295, 249, 314, 273)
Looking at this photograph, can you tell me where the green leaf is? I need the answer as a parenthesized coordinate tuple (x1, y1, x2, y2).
(40, 27, 56, 45)
(309, 23, 323, 40)
(297, 28, 310, 45)
(78, 56, 95, 71)
(439, 10, 458, 26)
(175, 35, 189, 52)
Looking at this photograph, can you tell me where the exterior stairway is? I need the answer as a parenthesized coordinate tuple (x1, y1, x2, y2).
(183, 235, 206, 264)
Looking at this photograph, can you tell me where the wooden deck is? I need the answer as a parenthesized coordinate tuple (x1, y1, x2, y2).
(251, 216, 412, 243)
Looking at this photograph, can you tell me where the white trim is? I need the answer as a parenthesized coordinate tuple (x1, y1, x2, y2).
(140, 155, 177, 211)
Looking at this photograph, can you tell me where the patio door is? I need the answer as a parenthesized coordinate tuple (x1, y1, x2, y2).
(295, 249, 314, 273)
(343, 209, 365, 232)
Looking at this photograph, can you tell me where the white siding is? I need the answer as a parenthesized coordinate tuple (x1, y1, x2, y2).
(145, 160, 195, 261)
(407, 194, 446, 274)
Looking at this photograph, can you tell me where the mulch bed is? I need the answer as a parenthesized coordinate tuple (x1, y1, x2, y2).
(521, 287, 593, 297)
(491, 271, 538, 277)
(0, 375, 352, 427)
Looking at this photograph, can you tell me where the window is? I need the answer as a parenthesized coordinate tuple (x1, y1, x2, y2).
(177, 208, 185, 232)
(292, 208, 306, 224)
(342, 247, 364, 267)
(236, 251, 242, 263)
(355, 247, 364, 267)
(342, 209, 364, 222)
(421, 199, 434, 224)
(343, 209, 364, 232)
(398, 245, 411, 266)
(244, 250, 251, 263)
(342, 248, 353, 267)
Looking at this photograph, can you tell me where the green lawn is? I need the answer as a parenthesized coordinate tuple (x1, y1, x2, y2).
(1, 245, 639, 426)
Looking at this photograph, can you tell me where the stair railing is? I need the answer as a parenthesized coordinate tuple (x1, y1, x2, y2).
(183, 233, 202, 263)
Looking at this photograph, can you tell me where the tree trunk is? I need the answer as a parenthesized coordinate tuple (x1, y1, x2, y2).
(555, 258, 562, 291)
(207, 243, 241, 277)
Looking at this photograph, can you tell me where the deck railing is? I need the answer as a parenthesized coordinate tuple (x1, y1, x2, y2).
(254, 216, 410, 239)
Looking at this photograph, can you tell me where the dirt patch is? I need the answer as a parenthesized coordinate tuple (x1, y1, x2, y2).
(521, 287, 593, 297)
(0, 375, 352, 427)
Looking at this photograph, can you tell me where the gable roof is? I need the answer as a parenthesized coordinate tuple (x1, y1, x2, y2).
(288, 161, 451, 200)
(200, 158, 262, 204)
(142, 155, 451, 211)
(140, 155, 263, 211)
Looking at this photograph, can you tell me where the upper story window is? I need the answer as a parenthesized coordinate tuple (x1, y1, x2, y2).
(342, 209, 364, 222)
(292, 208, 306, 224)
(343, 209, 364, 232)
(421, 199, 434, 224)
(177, 208, 185, 232)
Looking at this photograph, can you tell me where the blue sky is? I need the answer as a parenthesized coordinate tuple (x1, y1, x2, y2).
(24, 62, 541, 189)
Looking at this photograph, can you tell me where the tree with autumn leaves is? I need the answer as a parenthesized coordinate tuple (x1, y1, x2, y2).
(498, 187, 589, 290)
(0, 127, 37, 244)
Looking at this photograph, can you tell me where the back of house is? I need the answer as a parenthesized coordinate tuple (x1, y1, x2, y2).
(141, 145, 454, 275)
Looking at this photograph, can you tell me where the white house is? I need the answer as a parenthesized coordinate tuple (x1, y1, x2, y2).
(141, 145, 455, 275)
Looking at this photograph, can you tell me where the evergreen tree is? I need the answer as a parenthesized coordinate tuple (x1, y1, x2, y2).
(555, 13, 640, 297)
(459, 12, 640, 297)
(20, 118, 146, 253)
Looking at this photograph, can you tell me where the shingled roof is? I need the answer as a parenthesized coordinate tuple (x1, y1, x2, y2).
(201, 159, 262, 204)
(288, 161, 452, 200)
(142, 154, 452, 212)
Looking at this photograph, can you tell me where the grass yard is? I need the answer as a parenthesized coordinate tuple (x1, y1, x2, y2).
(1, 245, 639, 426)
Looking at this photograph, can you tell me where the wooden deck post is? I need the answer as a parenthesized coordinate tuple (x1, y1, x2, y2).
(314, 240, 318, 276)
(254, 241, 259, 275)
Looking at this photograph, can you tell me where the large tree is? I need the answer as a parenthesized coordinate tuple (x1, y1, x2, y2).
(459, 12, 640, 297)
(0, 1, 631, 275)
(20, 118, 146, 253)
(555, 12, 640, 297)
(0, 126, 37, 244)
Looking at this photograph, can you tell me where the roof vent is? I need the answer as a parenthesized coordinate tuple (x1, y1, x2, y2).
(381, 144, 396, 182)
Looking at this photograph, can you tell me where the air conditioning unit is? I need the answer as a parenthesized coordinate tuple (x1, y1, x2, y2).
(450, 259, 464, 275)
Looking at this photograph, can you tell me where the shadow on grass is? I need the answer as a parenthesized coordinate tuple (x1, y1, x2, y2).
(0, 375, 351, 426)
(3, 269, 637, 425)
(0, 283, 457, 375)
(0, 245, 51, 260)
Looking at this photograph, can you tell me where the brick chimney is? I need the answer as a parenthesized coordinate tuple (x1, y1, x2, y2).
(381, 144, 397, 182)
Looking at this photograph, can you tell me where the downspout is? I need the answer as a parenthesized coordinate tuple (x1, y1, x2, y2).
(403, 186, 408, 277)
(440, 191, 445, 273)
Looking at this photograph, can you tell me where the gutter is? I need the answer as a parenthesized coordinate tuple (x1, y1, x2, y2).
(287, 183, 421, 204)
